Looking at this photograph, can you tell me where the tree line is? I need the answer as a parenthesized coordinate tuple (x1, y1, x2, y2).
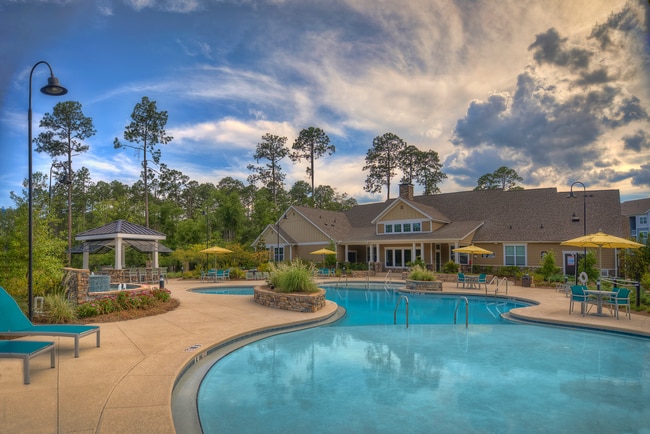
(1, 94, 524, 297)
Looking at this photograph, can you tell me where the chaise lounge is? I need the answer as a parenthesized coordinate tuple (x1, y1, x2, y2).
(0, 339, 56, 384)
(0, 287, 100, 358)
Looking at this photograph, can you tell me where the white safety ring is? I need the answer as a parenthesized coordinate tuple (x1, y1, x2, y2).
(578, 271, 588, 284)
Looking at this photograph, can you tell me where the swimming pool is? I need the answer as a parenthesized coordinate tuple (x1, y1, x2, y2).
(178, 287, 650, 433)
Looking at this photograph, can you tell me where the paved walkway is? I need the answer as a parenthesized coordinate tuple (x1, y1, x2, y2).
(1, 279, 649, 433)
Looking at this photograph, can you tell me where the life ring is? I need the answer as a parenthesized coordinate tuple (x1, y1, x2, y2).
(578, 271, 588, 284)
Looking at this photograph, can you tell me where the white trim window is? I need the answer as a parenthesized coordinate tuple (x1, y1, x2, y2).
(504, 245, 526, 266)
(385, 248, 421, 268)
(383, 220, 423, 234)
(273, 247, 284, 262)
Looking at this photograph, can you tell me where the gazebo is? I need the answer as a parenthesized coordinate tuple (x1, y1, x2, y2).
(72, 220, 172, 270)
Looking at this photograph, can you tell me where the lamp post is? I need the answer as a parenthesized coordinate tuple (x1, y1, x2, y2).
(28, 61, 68, 321)
(568, 181, 587, 284)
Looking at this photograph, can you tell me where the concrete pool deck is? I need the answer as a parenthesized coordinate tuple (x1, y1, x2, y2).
(1, 278, 649, 433)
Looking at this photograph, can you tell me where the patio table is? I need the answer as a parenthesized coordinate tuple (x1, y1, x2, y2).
(464, 275, 479, 289)
(584, 290, 612, 317)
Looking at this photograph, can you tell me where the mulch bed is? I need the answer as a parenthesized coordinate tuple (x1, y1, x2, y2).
(78, 298, 181, 323)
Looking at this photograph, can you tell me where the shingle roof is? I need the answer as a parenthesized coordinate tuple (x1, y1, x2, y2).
(621, 198, 650, 216)
(295, 187, 625, 244)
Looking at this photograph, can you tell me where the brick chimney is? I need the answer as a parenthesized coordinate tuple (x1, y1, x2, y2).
(399, 183, 414, 200)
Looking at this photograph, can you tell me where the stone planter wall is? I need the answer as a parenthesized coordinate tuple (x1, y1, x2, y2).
(405, 279, 443, 291)
(254, 286, 326, 312)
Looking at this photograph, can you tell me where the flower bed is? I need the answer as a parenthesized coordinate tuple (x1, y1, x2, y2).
(254, 285, 326, 312)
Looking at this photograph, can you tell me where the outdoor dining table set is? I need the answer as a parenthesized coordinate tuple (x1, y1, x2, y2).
(569, 285, 632, 319)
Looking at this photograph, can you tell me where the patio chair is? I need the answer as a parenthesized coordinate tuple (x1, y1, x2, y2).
(0, 340, 56, 384)
(478, 274, 488, 290)
(607, 288, 631, 320)
(456, 273, 466, 288)
(569, 285, 590, 316)
(0, 287, 100, 358)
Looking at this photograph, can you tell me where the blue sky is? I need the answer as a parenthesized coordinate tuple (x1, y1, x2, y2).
(1, 0, 649, 210)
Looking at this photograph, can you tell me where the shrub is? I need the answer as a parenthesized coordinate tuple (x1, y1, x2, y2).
(43, 293, 77, 323)
(442, 261, 459, 274)
(269, 261, 319, 293)
(407, 265, 437, 281)
(539, 250, 561, 281)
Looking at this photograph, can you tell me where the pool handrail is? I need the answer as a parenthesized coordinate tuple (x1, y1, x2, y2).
(485, 276, 509, 296)
(393, 295, 409, 328)
(454, 296, 469, 328)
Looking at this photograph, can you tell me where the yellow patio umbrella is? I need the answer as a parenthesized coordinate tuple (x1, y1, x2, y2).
(200, 246, 233, 268)
(454, 245, 493, 273)
(310, 248, 337, 255)
(310, 248, 337, 267)
(200, 246, 233, 254)
(560, 231, 643, 277)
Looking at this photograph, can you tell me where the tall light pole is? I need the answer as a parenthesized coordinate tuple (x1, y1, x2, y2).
(28, 61, 68, 320)
(568, 181, 587, 284)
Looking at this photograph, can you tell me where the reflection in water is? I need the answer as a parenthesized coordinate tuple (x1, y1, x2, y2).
(198, 323, 650, 433)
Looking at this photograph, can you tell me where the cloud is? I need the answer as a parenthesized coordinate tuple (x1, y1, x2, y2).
(528, 28, 593, 69)
(622, 129, 650, 151)
(448, 3, 650, 191)
(169, 117, 296, 152)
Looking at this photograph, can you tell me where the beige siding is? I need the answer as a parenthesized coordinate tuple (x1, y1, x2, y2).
(283, 212, 329, 243)
(259, 227, 276, 246)
(381, 204, 428, 221)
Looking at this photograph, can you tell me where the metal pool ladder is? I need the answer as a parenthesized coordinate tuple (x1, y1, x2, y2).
(394, 295, 409, 328)
(454, 296, 469, 328)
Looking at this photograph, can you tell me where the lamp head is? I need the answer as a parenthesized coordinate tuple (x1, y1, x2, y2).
(41, 76, 68, 96)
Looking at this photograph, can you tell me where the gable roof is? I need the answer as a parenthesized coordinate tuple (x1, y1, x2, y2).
(371, 197, 451, 224)
(288, 187, 624, 245)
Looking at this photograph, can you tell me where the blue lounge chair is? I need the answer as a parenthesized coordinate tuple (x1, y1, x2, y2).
(0, 340, 55, 384)
(0, 287, 100, 358)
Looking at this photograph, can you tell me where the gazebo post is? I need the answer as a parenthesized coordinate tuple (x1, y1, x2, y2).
(153, 241, 159, 268)
(83, 244, 90, 270)
(115, 237, 123, 270)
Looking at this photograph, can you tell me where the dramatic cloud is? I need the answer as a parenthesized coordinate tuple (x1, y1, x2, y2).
(448, 1, 650, 191)
(623, 129, 650, 152)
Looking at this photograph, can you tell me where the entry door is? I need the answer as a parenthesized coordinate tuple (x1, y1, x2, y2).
(564, 252, 585, 279)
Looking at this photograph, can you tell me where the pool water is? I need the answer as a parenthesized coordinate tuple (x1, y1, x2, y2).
(191, 287, 650, 433)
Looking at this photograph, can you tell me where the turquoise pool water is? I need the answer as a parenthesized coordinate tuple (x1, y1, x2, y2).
(187, 286, 650, 433)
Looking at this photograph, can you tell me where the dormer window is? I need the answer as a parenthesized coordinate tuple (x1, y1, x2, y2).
(382, 220, 423, 234)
